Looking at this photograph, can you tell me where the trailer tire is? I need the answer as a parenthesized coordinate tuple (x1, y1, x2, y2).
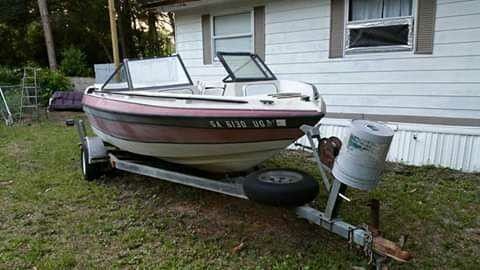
(243, 169, 319, 207)
(80, 146, 102, 181)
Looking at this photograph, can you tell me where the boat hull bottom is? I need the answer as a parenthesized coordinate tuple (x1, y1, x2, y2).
(92, 127, 292, 173)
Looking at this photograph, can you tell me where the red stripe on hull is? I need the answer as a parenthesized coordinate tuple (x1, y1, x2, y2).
(83, 94, 321, 118)
(88, 115, 302, 144)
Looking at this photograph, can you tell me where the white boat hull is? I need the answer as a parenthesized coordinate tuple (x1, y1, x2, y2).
(93, 126, 292, 172)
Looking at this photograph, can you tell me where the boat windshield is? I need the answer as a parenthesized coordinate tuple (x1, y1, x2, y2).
(101, 55, 193, 91)
(217, 52, 276, 82)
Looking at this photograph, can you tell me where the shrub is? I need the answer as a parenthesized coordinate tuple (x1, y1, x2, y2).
(0, 66, 22, 85)
(37, 68, 73, 105)
(0, 65, 72, 106)
(59, 47, 91, 77)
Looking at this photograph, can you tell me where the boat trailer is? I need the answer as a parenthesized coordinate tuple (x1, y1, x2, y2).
(73, 119, 411, 268)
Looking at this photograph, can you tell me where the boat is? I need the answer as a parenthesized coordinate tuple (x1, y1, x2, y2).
(82, 52, 326, 172)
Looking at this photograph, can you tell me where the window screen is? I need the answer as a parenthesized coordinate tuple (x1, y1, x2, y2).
(349, 24, 409, 47)
(346, 0, 413, 52)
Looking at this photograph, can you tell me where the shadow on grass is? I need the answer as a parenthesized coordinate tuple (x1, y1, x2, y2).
(0, 116, 479, 269)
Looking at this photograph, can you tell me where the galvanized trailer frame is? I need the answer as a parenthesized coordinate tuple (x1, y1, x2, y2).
(74, 119, 410, 269)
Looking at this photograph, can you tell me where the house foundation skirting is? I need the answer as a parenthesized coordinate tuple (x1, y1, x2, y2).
(293, 118, 480, 173)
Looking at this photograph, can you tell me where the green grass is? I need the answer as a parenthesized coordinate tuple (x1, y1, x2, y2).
(0, 116, 479, 269)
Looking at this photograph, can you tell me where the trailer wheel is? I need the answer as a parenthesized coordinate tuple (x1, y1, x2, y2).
(80, 146, 102, 181)
(243, 169, 319, 207)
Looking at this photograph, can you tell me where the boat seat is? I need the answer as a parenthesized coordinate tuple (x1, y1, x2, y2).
(196, 81, 225, 96)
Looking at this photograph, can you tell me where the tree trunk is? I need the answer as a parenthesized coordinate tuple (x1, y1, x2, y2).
(116, 0, 128, 59)
(108, 0, 121, 70)
(147, 11, 158, 54)
(167, 12, 175, 42)
(37, 0, 57, 70)
(167, 12, 175, 54)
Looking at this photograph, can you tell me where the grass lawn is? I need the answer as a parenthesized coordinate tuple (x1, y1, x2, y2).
(1, 115, 479, 269)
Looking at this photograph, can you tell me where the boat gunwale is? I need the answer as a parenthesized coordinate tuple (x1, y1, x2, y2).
(84, 105, 323, 131)
(83, 93, 324, 117)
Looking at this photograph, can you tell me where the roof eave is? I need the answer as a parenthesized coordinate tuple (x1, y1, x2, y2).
(140, 0, 206, 11)
(140, 0, 240, 12)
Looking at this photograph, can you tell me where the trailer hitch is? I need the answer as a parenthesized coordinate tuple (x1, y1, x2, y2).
(298, 125, 412, 267)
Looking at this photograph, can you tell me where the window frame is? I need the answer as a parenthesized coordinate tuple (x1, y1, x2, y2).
(100, 55, 194, 92)
(217, 52, 277, 83)
(210, 10, 255, 62)
(344, 0, 417, 54)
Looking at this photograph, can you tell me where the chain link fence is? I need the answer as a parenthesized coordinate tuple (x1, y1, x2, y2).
(0, 85, 23, 125)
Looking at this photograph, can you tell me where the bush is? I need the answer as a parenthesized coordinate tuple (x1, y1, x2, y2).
(37, 68, 73, 105)
(0, 65, 71, 106)
(0, 66, 22, 85)
(59, 47, 91, 77)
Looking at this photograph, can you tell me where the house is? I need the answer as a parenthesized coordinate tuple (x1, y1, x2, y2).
(141, 0, 480, 172)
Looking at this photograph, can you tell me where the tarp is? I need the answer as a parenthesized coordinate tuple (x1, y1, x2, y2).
(48, 91, 83, 111)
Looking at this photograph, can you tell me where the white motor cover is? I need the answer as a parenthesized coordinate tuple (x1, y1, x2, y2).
(332, 120, 394, 191)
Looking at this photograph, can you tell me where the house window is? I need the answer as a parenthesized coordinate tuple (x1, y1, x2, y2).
(212, 12, 253, 59)
(346, 0, 414, 53)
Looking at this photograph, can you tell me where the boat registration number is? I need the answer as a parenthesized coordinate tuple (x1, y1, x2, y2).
(209, 119, 287, 128)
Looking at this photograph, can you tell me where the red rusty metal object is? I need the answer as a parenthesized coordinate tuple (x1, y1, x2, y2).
(318, 136, 342, 168)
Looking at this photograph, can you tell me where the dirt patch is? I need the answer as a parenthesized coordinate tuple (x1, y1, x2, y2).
(5, 141, 31, 160)
(46, 111, 85, 124)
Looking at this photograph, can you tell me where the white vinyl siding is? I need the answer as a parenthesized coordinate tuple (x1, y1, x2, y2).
(172, 0, 480, 172)
(174, 0, 480, 119)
